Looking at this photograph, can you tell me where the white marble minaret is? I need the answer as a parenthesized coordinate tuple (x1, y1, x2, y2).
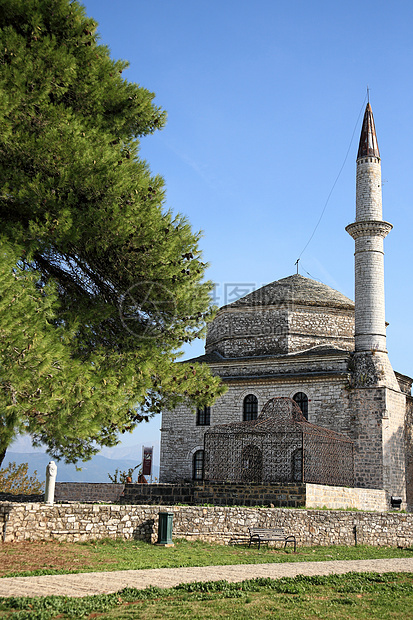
(346, 103, 406, 500)
(346, 103, 392, 355)
(346, 103, 399, 391)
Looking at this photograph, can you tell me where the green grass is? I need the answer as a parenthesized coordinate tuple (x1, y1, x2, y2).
(81, 538, 411, 571)
(1, 538, 412, 578)
(0, 572, 412, 618)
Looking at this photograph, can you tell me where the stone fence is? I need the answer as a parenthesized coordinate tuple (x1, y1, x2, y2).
(0, 481, 393, 515)
(54, 483, 125, 503)
(23, 481, 304, 507)
(1, 502, 412, 547)
(0, 493, 44, 503)
(120, 482, 306, 507)
(0, 482, 391, 511)
(305, 484, 388, 511)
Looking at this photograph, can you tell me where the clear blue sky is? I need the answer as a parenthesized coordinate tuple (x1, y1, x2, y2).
(11, 0, 413, 463)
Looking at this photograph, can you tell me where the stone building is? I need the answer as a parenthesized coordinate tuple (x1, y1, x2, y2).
(159, 103, 413, 510)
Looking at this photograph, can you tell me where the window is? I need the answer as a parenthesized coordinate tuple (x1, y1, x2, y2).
(243, 394, 258, 421)
(293, 392, 308, 420)
(193, 450, 204, 480)
(196, 406, 210, 426)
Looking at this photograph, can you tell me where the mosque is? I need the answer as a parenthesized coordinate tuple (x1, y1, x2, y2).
(159, 104, 413, 510)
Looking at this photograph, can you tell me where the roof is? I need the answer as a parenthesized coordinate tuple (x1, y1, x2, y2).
(357, 103, 380, 159)
(183, 351, 224, 364)
(205, 397, 353, 442)
(221, 274, 354, 311)
(183, 345, 351, 366)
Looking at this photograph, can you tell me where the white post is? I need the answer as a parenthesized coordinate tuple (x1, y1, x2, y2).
(44, 461, 57, 505)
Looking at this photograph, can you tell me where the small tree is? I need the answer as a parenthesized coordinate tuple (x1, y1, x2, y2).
(0, 462, 44, 494)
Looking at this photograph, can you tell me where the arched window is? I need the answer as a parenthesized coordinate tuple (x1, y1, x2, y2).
(243, 394, 258, 421)
(193, 450, 204, 480)
(196, 406, 210, 426)
(293, 392, 308, 420)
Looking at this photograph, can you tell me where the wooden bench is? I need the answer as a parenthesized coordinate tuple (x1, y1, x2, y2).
(248, 527, 297, 552)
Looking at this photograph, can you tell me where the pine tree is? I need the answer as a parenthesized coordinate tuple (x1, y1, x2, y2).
(0, 0, 225, 466)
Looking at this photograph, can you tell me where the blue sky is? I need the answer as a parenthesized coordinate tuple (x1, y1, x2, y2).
(10, 0, 413, 466)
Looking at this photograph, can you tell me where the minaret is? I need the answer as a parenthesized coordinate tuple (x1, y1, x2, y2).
(346, 103, 393, 355)
(345, 102, 406, 502)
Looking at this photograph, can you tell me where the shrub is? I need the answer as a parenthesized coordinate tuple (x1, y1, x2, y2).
(0, 462, 44, 494)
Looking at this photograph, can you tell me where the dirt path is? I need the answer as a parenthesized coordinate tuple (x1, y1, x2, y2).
(1, 558, 413, 598)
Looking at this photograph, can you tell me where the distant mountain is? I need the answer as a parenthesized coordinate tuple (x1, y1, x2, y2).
(5, 452, 159, 483)
(99, 441, 160, 462)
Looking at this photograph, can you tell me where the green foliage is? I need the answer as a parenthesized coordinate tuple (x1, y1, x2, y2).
(107, 463, 141, 483)
(1, 573, 413, 619)
(0, 237, 149, 465)
(0, 461, 44, 494)
(0, 0, 225, 464)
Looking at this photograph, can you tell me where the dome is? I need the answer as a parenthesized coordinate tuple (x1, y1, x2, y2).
(225, 274, 354, 311)
(205, 274, 355, 358)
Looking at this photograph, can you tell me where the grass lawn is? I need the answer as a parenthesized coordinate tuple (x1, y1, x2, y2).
(0, 538, 412, 578)
(0, 572, 412, 618)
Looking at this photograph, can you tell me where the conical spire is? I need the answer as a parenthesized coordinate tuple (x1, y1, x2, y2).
(357, 103, 380, 159)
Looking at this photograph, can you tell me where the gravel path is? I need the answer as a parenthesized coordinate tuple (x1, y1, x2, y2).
(1, 558, 413, 598)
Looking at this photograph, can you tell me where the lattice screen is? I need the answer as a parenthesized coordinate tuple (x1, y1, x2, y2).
(203, 397, 354, 487)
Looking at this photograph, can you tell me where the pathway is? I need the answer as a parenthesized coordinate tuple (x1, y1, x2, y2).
(1, 558, 413, 598)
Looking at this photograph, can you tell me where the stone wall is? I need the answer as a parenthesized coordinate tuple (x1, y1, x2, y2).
(2, 481, 396, 511)
(1, 502, 412, 547)
(382, 387, 407, 499)
(205, 307, 289, 357)
(306, 483, 388, 511)
(0, 493, 43, 503)
(54, 483, 125, 503)
(348, 384, 407, 499)
(121, 482, 306, 507)
(405, 396, 413, 511)
(288, 306, 354, 353)
(124, 482, 395, 512)
(349, 386, 385, 490)
(205, 295, 354, 359)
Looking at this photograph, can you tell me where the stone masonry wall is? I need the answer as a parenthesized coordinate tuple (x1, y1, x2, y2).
(205, 305, 354, 358)
(288, 307, 354, 353)
(205, 308, 289, 357)
(0, 482, 393, 511)
(121, 482, 306, 507)
(405, 396, 413, 511)
(348, 385, 407, 499)
(54, 483, 125, 503)
(382, 387, 407, 499)
(0, 493, 43, 503)
(1, 502, 412, 547)
(349, 387, 384, 489)
(306, 484, 388, 511)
